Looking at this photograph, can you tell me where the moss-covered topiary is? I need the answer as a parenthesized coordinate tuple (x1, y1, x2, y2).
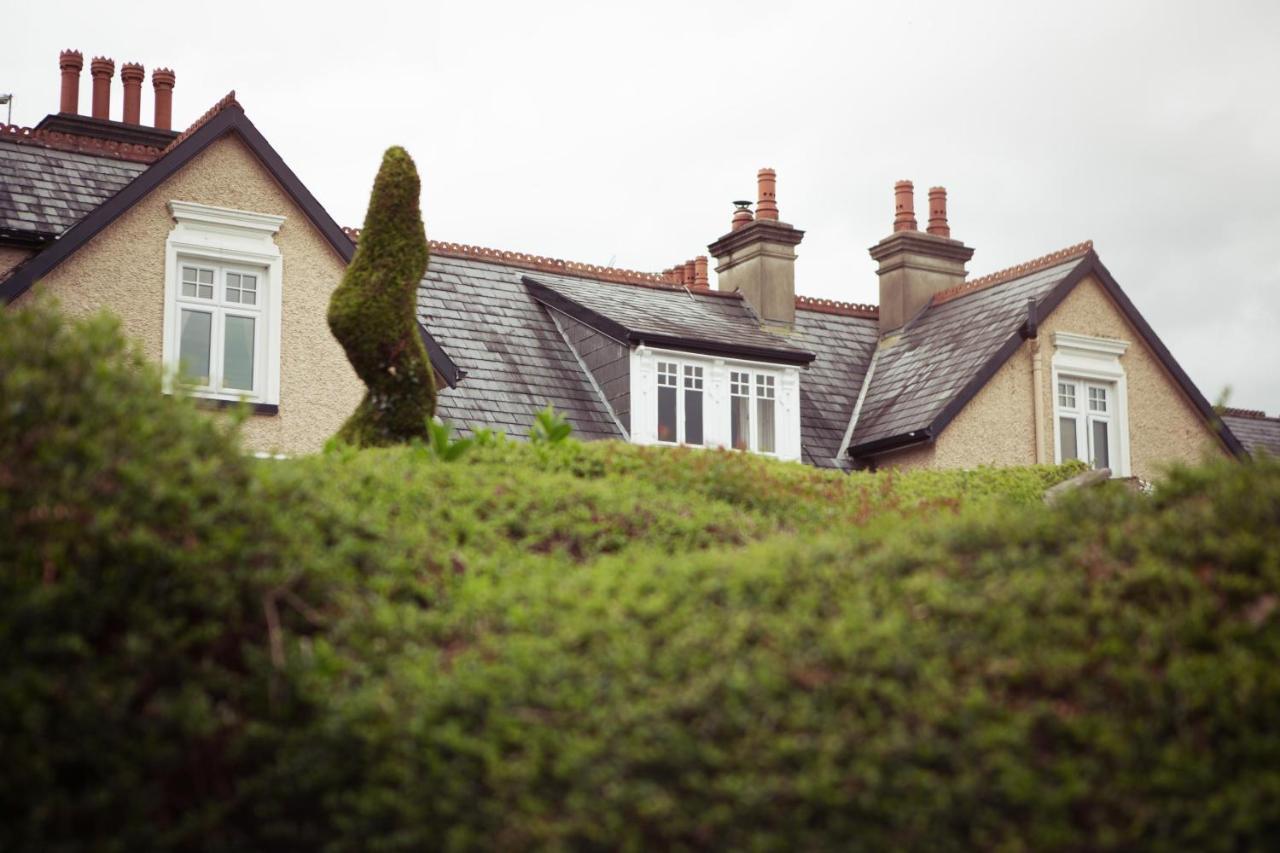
(328, 146, 435, 446)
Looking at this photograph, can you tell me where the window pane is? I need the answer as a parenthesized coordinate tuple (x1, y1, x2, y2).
(198, 283, 214, 299)
(684, 388, 703, 445)
(731, 395, 751, 451)
(1089, 386, 1108, 412)
(226, 272, 241, 303)
(181, 266, 198, 297)
(179, 309, 212, 384)
(1057, 381, 1076, 409)
(198, 269, 214, 284)
(1091, 419, 1110, 470)
(657, 386, 677, 442)
(757, 397, 775, 453)
(223, 315, 256, 390)
(241, 274, 257, 306)
(1058, 416, 1078, 462)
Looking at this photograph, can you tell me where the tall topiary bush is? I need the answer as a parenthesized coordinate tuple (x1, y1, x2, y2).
(328, 146, 435, 446)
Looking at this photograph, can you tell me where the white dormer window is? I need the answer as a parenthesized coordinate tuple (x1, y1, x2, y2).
(163, 201, 285, 408)
(631, 347, 801, 461)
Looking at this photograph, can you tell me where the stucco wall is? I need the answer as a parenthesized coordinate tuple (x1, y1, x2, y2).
(0, 246, 34, 280)
(879, 274, 1226, 478)
(15, 134, 360, 455)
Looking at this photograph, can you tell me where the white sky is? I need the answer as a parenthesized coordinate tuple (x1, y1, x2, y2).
(7, 0, 1279, 410)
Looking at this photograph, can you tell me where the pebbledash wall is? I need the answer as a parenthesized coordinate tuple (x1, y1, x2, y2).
(13, 134, 362, 454)
(880, 275, 1228, 480)
(0, 246, 35, 279)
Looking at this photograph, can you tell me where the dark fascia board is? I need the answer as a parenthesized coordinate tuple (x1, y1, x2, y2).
(523, 275, 816, 366)
(0, 103, 462, 389)
(847, 250, 1246, 459)
(417, 321, 462, 388)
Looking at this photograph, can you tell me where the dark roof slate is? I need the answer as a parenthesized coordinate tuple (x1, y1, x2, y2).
(851, 257, 1084, 451)
(525, 275, 815, 364)
(1222, 413, 1280, 457)
(791, 307, 878, 467)
(418, 254, 625, 441)
(0, 140, 146, 242)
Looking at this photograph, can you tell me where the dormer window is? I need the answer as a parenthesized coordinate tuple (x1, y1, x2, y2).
(632, 347, 800, 461)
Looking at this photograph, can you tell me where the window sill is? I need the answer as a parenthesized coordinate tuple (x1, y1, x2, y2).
(189, 395, 279, 416)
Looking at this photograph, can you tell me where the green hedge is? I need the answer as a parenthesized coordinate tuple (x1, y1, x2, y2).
(4, 304, 1277, 851)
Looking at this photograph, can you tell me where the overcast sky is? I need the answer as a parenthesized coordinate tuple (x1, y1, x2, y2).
(8, 1, 1279, 410)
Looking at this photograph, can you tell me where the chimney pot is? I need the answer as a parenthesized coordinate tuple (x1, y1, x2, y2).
(693, 256, 709, 289)
(59, 49, 84, 114)
(90, 56, 115, 120)
(731, 201, 754, 231)
(893, 180, 917, 232)
(756, 168, 779, 221)
(927, 186, 950, 238)
(683, 259, 696, 287)
(152, 68, 176, 130)
(121, 62, 145, 125)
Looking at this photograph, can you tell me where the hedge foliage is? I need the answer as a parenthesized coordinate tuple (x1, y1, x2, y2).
(4, 304, 1278, 851)
(327, 145, 435, 446)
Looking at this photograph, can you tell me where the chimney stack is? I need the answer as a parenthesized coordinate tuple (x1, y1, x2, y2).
(59, 50, 83, 114)
(893, 180, 917, 232)
(90, 57, 114, 120)
(927, 187, 950, 238)
(693, 256, 709, 289)
(870, 179, 973, 334)
(121, 63, 145, 124)
(708, 167, 804, 328)
(152, 68, 175, 130)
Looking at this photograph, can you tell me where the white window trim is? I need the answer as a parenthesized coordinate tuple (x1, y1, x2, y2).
(1051, 331, 1131, 476)
(163, 200, 286, 406)
(630, 345, 802, 462)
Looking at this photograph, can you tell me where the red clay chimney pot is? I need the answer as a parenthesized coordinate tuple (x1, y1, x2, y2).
(90, 56, 114, 120)
(756, 168, 779, 221)
(731, 204, 754, 231)
(152, 68, 176, 130)
(59, 49, 83, 114)
(694, 256, 709, 289)
(927, 186, 950, 238)
(683, 259, 696, 287)
(893, 180, 917, 232)
(121, 62, 145, 125)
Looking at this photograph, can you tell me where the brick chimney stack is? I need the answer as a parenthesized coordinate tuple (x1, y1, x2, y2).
(121, 63, 145, 124)
(59, 50, 83, 114)
(90, 57, 114, 120)
(927, 187, 950, 238)
(708, 167, 804, 328)
(152, 68, 176, 130)
(871, 179, 974, 334)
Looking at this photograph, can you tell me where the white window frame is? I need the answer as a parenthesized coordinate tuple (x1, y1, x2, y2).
(1051, 331, 1131, 476)
(163, 201, 285, 406)
(654, 360, 706, 446)
(630, 345, 802, 462)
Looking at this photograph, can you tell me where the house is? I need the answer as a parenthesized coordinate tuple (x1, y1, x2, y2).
(0, 50, 457, 455)
(408, 172, 1246, 479)
(1, 52, 1255, 475)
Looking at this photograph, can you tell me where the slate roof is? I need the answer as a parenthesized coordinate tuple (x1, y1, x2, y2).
(0, 140, 147, 242)
(418, 254, 626, 441)
(1222, 410, 1280, 457)
(526, 275, 815, 364)
(850, 256, 1086, 452)
(791, 307, 878, 466)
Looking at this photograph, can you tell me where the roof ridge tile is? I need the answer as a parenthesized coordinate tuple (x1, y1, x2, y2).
(159, 91, 241, 155)
(1223, 407, 1271, 420)
(932, 240, 1094, 306)
(795, 295, 878, 318)
(0, 121, 162, 163)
